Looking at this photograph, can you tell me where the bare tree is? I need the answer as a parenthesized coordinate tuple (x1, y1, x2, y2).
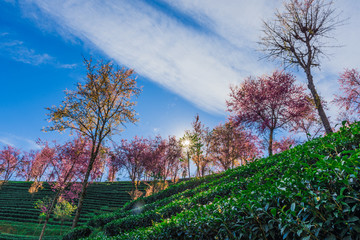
(259, 0, 343, 134)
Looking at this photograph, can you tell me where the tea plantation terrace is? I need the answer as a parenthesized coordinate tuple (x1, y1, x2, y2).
(64, 122, 360, 240)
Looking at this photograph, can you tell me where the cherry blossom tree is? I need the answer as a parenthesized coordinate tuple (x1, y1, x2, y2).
(209, 120, 260, 171)
(164, 136, 183, 183)
(25, 142, 55, 195)
(142, 136, 168, 195)
(107, 152, 120, 182)
(31, 143, 54, 182)
(143, 136, 167, 180)
(227, 70, 312, 156)
(35, 135, 104, 240)
(259, 0, 343, 134)
(112, 136, 149, 199)
(45, 58, 141, 228)
(18, 150, 38, 182)
(334, 68, 360, 121)
(0, 145, 22, 186)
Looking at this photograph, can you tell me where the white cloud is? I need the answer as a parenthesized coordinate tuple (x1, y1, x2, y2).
(21, 0, 359, 117)
(163, 0, 282, 49)
(0, 134, 40, 151)
(0, 38, 53, 65)
(322, 0, 360, 73)
(0, 138, 15, 147)
(22, 0, 276, 114)
(58, 63, 77, 69)
(0, 32, 77, 68)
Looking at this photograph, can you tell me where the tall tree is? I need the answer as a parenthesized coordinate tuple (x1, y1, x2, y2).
(190, 114, 212, 177)
(180, 115, 212, 178)
(209, 120, 259, 171)
(334, 68, 360, 121)
(259, 0, 342, 134)
(45, 58, 141, 228)
(180, 131, 197, 179)
(227, 70, 311, 155)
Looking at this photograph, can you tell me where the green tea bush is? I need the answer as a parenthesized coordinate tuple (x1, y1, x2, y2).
(0, 181, 136, 239)
(88, 173, 227, 229)
(83, 122, 360, 240)
(122, 172, 224, 211)
(62, 226, 92, 240)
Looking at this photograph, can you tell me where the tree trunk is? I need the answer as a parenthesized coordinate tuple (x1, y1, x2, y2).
(187, 151, 191, 179)
(268, 128, 274, 156)
(39, 191, 61, 240)
(71, 150, 97, 229)
(306, 71, 333, 134)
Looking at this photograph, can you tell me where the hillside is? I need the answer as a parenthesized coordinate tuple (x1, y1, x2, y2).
(0, 181, 147, 239)
(65, 122, 360, 240)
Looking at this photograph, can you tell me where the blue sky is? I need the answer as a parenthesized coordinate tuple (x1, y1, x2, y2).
(1, 0, 359, 151)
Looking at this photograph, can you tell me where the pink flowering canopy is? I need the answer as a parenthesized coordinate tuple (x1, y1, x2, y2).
(0, 145, 22, 182)
(227, 70, 312, 155)
(228, 70, 311, 133)
(334, 68, 360, 115)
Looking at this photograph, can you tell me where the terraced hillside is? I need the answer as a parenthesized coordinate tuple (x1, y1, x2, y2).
(66, 122, 360, 240)
(0, 181, 147, 239)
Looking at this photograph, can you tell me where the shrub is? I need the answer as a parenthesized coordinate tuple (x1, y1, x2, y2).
(62, 226, 92, 240)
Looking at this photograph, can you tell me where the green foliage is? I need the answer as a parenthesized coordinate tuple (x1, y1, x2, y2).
(86, 172, 226, 231)
(54, 199, 77, 223)
(122, 172, 224, 211)
(0, 181, 143, 238)
(82, 122, 360, 240)
(34, 196, 53, 218)
(62, 226, 92, 240)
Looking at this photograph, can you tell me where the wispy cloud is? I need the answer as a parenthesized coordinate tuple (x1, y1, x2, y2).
(0, 133, 40, 151)
(0, 138, 15, 147)
(22, 0, 272, 114)
(0, 32, 77, 68)
(58, 63, 77, 69)
(0, 38, 53, 65)
(21, 0, 360, 116)
(162, 0, 281, 48)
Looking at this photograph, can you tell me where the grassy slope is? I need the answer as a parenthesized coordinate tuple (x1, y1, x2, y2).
(0, 181, 147, 239)
(69, 122, 360, 240)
